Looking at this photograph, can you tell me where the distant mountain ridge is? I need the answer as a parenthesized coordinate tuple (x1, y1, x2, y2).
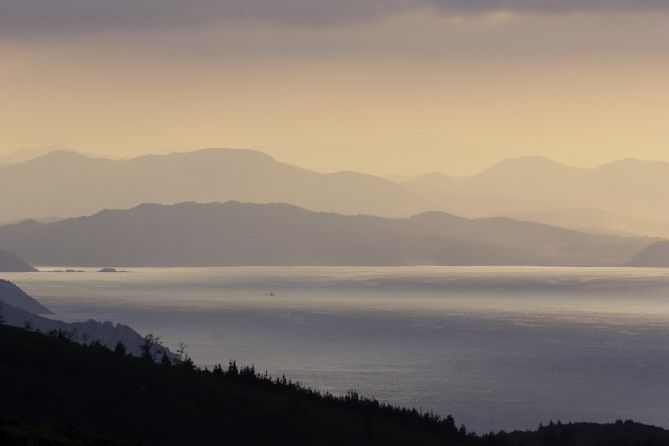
(0, 148, 428, 223)
(504, 208, 669, 238)
(0, 146, 72, 165)
(0, 249, 37, 272)
(1, 148, 666, 238)
(0, 201, 655, 267)
(401, 156, 669, 237)
(629, 241, 669, 267)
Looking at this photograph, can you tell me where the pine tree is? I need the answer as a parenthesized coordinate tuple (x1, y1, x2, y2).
(114, 341, 127, 356)
(141, 334, 161, 361)
(160, 351, 172, 367)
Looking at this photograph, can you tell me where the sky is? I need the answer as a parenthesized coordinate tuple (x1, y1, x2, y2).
(0, 1, 667, 176)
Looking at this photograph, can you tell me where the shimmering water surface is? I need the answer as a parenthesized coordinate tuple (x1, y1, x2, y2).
(5, 266, 669, 433)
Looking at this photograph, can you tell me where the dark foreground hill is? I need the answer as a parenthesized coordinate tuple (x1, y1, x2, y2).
(0, 419, 130, 446)
(0, 201, 656, 267)
(0, 324, 468, 446)
(2, 324, 669, 446)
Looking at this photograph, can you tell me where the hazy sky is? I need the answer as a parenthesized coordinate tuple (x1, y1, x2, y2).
(1, 1, 667, 175)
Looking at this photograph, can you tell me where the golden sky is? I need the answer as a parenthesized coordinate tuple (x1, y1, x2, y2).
(0, 2, 667, 175)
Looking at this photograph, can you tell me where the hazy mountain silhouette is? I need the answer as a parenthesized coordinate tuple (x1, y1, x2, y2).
(0, 148, 428, 223)
(0, 279, 170, 358)
(0, 300, 158, 357)
(505, 208, 669, 238)
(0, 279, 50, 314)
(0, 146, 72, 165)
(402, 157, 669, 237)
(629, 241, 669, 267)
(2, 149, 666, 238)
(0, 249, 37, 272)
(0, 201, 654, 267)
(2, 149, 665, 237)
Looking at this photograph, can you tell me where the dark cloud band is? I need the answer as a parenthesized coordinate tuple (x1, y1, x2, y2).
(0, 0, 666, 38)
(430, 0, 669, 14)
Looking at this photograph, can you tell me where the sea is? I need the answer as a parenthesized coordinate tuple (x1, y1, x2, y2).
(4, 266, 669, 433)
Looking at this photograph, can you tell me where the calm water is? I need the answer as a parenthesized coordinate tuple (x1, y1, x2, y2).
(5, 266, 669, 433)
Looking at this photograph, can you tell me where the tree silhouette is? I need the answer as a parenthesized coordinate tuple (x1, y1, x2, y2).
(113, 341, 127, 356)
(140, 333, 161, 361)
(160, 350, 172, 367)
(2, 323, 667, 446)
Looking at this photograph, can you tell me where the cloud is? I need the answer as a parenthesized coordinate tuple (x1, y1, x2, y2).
(0, 0, 408, 37)
(0, 0, 666, 38)
(429, 0, 669, 14)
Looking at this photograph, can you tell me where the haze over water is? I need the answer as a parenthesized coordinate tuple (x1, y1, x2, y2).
(5, 266, 669, 433)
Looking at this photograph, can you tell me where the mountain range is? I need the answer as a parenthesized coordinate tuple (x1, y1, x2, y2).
(0, 249, 37, 272)
(0, 201, 655, 267)
(0, 148, 426, 224)
(0, 148, 666, 239)
(400, 156, 669, 238)
(630, 241, 669, 267)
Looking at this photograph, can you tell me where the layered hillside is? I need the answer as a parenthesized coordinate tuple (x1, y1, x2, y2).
(0, 201, 655, 267)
